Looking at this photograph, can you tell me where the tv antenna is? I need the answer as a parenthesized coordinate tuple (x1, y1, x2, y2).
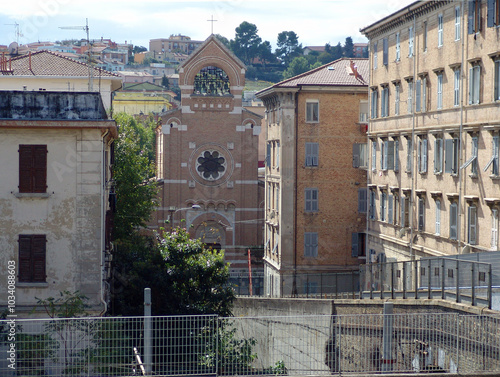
(5, 22, 23, 46)
(59, 18, 94, 91)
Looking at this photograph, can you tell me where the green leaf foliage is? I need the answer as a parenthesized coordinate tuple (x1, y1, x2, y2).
(112, 113, 158, 240)
(111, 228, 235, 317)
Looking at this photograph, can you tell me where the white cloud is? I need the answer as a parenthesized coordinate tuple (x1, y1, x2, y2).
(0, 0, 413, 47)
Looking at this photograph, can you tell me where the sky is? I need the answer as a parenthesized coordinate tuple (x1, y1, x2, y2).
(0, 0, 415, 50)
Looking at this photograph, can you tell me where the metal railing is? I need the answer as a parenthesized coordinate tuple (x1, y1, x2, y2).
(359, 257, 495, 308)
(2, 313, 500, 376)
(231, 271, 360, 298)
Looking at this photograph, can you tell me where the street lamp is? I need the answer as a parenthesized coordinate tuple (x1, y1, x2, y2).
(167, 204, 201, 229)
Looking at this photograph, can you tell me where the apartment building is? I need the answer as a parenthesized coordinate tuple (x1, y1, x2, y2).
(256, 58, 369, 297)
(360, 0, 500, 263)
(0, 91, 116, 317)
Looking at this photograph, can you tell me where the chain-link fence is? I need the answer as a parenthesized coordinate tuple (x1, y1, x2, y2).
(2, 313, 500, 376)
(360, 257, 494, 308)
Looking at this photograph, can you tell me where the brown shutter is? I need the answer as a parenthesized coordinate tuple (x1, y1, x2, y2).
(33, 145, 47, 193)
(19, 145, 33, 193)
(32, 235, 46, 282)
(18, 235, 32, 282)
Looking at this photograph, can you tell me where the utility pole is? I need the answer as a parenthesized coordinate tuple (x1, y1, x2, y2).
(59, 18, 93, 91)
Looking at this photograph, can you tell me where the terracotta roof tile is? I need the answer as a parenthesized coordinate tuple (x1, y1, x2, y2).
(1, 50, 119, 78)
(273, 58, 369, 89)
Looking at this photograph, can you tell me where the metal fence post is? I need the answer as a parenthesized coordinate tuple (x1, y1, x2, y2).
(488, 264, 492, 309)
(441, 258, 445, 300)
(414, 260, 419, 299)
(471, 262, 475, 306)
(391, 262, 395, 299)
(428, 259, 431, 299)
(144, 288, 152, 375)
(403, 262, 407, 299)
(382, 302, 394, 372)
(337, 316, 342, 374)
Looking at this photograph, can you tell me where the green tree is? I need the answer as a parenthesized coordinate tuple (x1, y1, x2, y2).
(161, 74, 169, 88)
(112, 113, 158, 241)
(230, 21, 262, 64)
(214, 34, 230, 48)
(276, 31, 303, 65)
(257, 40, 276, 68)
(111, 227, 235, 316)
(343, 36, 354, 58)
(282, 56, 310, 79)
(133, 45, 147, 55)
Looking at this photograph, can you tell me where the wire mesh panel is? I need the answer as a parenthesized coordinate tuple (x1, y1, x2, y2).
(1, 313, 499, 376)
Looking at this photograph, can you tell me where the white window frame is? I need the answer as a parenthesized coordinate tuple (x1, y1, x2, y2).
(437, 73, 443, 110)
(468, 205, 478, 245)
(418, 137, 428, 174)
(434, 136, 443, 174)
(418, 197, 425, 232)
(373, 42, 378, 69)
(484, 135, 499, 176)
(450, 202, 458, 240)
(381, 86, 389, 117)
(406, 137, 412, 173)
(438, 13, 444, 47)
(495, 60, 500, 101)
(469, 64, 481, 105)
(454, 68, 461, 107)
(461, 136, 478, 176)
(492, 208, 499, 249)
(455, 6, 461, 41)
(305, 188, 318, 212)
(408, 26, 414, 57)
(435, 200, 441, 235)
(372, 140, 377, 171)
(388, 194, 394, 224)
(381, 139, 387, 170)
(381, 191, 387, 222)
(395, 32, 401, 61)
(371, 89, 378, 119)
(395, 83, 400, 115)
(306, 101, 319, 123)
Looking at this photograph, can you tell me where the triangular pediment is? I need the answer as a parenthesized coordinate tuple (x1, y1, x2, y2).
(179, 35, 246, 72)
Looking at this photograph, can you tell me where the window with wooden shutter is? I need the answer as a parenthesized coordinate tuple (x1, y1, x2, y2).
(18, 235, 46, 283)
(19, 145, 47, 193)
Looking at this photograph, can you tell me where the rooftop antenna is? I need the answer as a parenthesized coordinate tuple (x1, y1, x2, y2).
(59, 18, 93, 91)
(5, 22, 23, 45)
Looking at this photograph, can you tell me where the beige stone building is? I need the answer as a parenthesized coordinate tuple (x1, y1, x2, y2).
(256, 58, 369, 297)
(0, 91, 116, 316)
(360, 0, 500, 263)
(154, 35, 263, 273)
(149, 35, 203, 55)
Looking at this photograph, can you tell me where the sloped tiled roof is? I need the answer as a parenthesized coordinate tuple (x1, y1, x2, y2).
(1, 50, 119, 78)
(274, 58, 369, 89)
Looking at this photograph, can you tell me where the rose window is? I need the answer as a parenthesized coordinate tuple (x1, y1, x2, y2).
(196, 150, 226, 180)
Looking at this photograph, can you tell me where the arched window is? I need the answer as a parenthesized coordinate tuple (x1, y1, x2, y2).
(193, 66, 230, 96)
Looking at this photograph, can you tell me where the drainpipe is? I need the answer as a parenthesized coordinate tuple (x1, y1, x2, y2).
(292, 90, 299, 297)
(457, 0, 466, 254)
(99, 129, 110, 316)
(409, 13, 417, 262)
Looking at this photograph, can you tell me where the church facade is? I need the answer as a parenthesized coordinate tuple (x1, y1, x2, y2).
(154, 35, 264, 273)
